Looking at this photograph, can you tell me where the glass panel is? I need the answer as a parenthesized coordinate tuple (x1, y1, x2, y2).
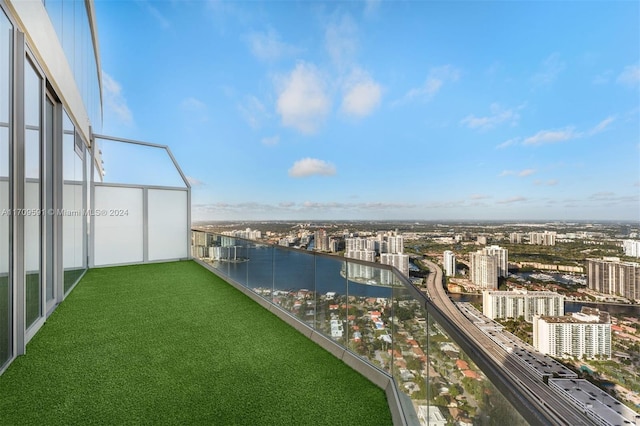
(392, 274, 429, 412)
(0, 175, 8, 365)
(273, 248, 314, 322)
(95, 138, 185, 188)
(187, 232, 532, 423)
(44, 97, 54, 304)
(62, 109, 73, 132)
(24, 61, 41, 329)
(0, 10, 9, 125)
(44, 0, 63, 37)
(315, 255, 347, 344)
(147, 189, 188, 261)
(0, 127, 7, 178)
(220, 238, 251, 288)
(84, 139, 90, 259)
(247, 242, 273, 297)
(93, 186, 143, 266)
(0, 9, 11, 367)
(62, 113, 84, 293)
(346, 262, 393, 372)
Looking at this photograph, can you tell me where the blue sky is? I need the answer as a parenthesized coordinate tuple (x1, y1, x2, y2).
(94, 0, 639, 222)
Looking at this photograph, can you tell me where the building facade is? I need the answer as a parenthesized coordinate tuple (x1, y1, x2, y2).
(533, 309, 611, 360)
(622, 240, 640, 258)
(443, 250, 456, 277)
(380, 253, 409, 278)
(529, 231, 557, 246)
(483, 290, 564, 322)
(470, 251, 497, 290)
(587, 257, 640, 301)
(483, 245, 508, 277)
(0, 0, 190, 375)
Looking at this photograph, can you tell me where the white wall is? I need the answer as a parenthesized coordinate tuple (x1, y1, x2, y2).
(93, 186, 143, 266)
(148, 189, 188, 261)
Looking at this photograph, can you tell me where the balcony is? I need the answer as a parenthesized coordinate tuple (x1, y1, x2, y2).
(0, 260, 392, 425)
(0, 135, 531, 425)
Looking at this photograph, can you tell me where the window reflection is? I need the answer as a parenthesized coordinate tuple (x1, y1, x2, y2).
(0, 8, 11, 367)
(62, 110, 85, 292)
(24, 60, 41, 329)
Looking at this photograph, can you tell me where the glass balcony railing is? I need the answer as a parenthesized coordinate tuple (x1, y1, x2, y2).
(191, 230, 529, 425)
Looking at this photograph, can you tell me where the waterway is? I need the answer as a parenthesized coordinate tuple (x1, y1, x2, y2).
(212, 246, 395, 299)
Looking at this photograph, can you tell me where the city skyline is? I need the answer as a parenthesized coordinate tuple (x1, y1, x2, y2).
(95, 0, 639, 222)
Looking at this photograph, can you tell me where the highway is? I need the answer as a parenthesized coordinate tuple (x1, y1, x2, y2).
(419, 258, 595, 426)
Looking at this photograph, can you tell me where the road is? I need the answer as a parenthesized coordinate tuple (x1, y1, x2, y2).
(420, 258, 594, 426)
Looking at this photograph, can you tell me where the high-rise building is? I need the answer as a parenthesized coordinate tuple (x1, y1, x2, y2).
(622, 240, 640, 258)
(469, 251, 498, 290)
(482, 290, 564, 322)
(380, 253, 410, 278)
(314, 229, 330, 251)
(482, 245, 508, 277)
(221, 228, 262, 240)
(386, 235, 404, 254)
(509, 233, 523, 244)
(529, 231, 557, 246)
(345, 237, 376, 253)
(443, 250, 456, 277)
(587, 257, 640, 301)
(533, 308, 611, 360)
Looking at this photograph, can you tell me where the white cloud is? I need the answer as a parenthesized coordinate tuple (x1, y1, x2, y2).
(340, 69, 382, 118)
(325, 14, 358, 68)
(142, 1, 171, 29)
(461, 103, 521, 131)
(588, 116, 615, 135)
(522, 127, 580, 146)
(246, 29, 299, 62)
(180, 97, 209, 123)
(500, 169, 536, 177)
(276, 63, 331, 134)
(364, 0, 381, 17)
(496, 137, 520, 149)
(531, 53, 565, 87)
(261, 135, 280, 146)
(497, 196, 527, 204)
(592, 69, 613, 85)
(238, 95, 267, 129)
(102, 72, 133, 126)
(395, 65, 460, 105)
(617, 64, 640, 87)
(534, 179, 558, 186)
(186, 176, 205, 187)
(470, 194, 491, 200)
(288, 158, 336, 178)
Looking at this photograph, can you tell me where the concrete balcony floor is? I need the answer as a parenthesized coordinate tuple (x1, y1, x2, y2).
(0, 261, 392, 425)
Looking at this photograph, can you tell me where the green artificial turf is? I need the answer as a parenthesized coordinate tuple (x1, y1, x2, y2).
(0, 261, 392, 425)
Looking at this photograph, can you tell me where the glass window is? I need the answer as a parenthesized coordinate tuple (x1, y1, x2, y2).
(62, 110, 85, 292)
(24, 59, 42, 329)
(0, 8, 12, 367)
(95, 138, 186, 188)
